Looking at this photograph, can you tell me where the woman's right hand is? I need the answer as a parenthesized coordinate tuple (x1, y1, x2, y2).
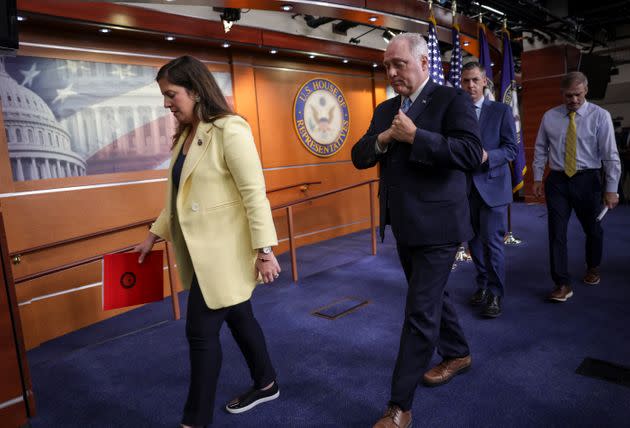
(133, 232, 158, 264)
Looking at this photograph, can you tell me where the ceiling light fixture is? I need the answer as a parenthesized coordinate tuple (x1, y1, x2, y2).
(382, 29, 396, 43)
(222, 41, 230, 48)
(309, 54, 316, 59)
(218, 8, 241, 33)
(281, 4, 293, 12)
(165, 36, 175, 41)
(99, 28, 111, 33)
(343, 59, 349, 64)
(373, 63, 378, 68)
(463, 41, 470, 46)
(369, 16, 378, 22)
(472, 1, 505, 16)
(17, 16, 26, 22)
(270, 49, 278, 54)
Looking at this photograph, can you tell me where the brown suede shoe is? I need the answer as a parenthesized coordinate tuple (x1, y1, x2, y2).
(422, 355, 472, 387)
(583, 267, 600, 285)
(548, 285, 573, 302)
(373, 405, 412, 428)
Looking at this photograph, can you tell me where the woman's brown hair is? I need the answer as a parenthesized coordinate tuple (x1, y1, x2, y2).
(156, 55, 234, 147)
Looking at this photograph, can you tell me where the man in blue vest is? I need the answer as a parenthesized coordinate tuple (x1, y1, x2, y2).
(461, 62, 518, 318)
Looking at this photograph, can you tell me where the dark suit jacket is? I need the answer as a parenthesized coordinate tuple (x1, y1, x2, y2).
(352, 80, 483, 246)
(471, 99, 518, 207)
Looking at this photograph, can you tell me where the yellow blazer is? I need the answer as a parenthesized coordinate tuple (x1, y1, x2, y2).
(150, 116, 278, 309)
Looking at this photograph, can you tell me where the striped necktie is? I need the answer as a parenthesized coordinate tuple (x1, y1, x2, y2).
(401, 97, 412, 113)
(564, 111, 577, 177)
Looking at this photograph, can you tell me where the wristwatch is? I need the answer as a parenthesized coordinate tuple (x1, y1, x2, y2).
(258, 246, 272, 255)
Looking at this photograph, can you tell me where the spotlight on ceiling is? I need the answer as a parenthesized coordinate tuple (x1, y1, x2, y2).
(215, 8, 241, 34)
(303, 15, 335, 29)
(281, 4, 293, 12)
(382, 29, 396, 43)
(332, 20, 359, 36)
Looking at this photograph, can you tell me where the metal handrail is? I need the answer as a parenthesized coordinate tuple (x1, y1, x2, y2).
(10, 178, 379, 290)
(266, 181, 321, 194)
(271, 178, 379, 281)
(8, 182, 323, 260)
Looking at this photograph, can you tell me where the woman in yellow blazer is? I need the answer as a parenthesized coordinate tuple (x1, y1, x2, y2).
(135, 55, 281, 427)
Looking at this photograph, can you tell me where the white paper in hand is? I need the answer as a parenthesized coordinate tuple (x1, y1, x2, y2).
(596, 207, 608, 222)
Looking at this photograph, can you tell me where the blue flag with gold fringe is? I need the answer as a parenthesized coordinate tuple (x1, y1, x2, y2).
(500, 29, 526, 193)
(478, 23, 495, 100)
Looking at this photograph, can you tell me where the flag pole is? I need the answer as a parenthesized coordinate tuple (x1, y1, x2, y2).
(451, 0, 471, 264)
(504, 205, 522, 245)
(501, 17, 524, 245)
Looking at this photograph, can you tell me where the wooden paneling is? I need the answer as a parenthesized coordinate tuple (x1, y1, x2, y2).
(231, 62, 262, 155)
(255, 67, 374, 167)
(521, 45, 580, 200)
(18, 0, 502, 55)
(261, 31, 382, 64)
(2, 182, 165, 256)
(18, 0, 263, 46)
(0, 211, 34, 425)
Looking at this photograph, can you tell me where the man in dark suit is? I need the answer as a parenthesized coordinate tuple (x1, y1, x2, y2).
(351, 33, 482, 428)
(461, 62, 518, 318)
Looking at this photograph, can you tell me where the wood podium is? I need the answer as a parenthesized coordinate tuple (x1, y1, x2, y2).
(0, 209, 35, 427)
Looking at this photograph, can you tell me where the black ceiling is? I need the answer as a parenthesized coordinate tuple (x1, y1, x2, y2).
(453, 0, 630, 48)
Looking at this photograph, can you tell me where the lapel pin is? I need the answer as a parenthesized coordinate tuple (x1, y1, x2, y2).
(197, 139, 203, 146)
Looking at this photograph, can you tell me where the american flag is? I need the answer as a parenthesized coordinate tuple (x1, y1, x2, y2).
(427, 16, 445, 85)
(447, 24, 462, 88)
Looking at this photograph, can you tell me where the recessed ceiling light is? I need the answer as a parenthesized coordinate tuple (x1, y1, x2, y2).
(372, 63, 378, 68)
(281, 4, 293, 11)
(309, 54, 316, 59)
(490, 62, 495, 67)
(165, 36, 175, 41)
(17, 16, 26, 22)
(222, 42, 230, 48)
(369, 16, 378, 22)
(343, 59, 349, 64)
(463, 41, 470, 46)
(270, 49, 278, 54)
(99, 28, 111, 33)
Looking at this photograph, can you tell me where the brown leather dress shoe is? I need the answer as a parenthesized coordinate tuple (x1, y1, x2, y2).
(373, 404, 412, 428)
(548, 285, 573, 302)
(583, 267, 600, 285)
(422, 355, 472, 387)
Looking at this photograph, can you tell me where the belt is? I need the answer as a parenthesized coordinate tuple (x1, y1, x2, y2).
(551, 168, 600, 176)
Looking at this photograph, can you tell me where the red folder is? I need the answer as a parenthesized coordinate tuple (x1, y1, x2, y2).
(102, 250, 164, 310)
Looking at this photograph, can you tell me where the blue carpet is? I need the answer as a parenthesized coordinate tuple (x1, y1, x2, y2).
(27, 202, 630, 427)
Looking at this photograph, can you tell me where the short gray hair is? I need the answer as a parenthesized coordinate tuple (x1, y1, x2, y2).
(561, 71, 588, 90)
(390, 33, 428, 59)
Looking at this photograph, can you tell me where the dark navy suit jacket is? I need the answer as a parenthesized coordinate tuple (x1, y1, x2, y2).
(471, 99, 518, 207)
(352, 80, 483, 246)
